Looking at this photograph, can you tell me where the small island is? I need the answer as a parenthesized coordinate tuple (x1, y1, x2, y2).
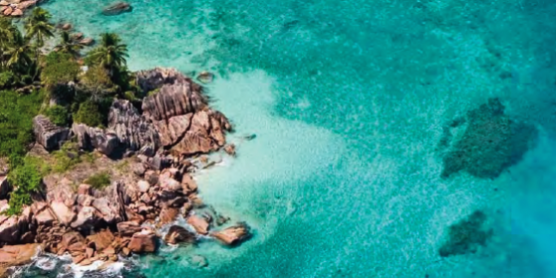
(0, 8, 250, 277)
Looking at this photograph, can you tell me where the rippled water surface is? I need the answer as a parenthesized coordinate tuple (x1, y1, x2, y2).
(18, 0, 556, 277)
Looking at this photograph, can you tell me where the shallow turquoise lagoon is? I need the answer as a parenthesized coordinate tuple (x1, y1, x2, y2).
(21, 0, 556, 277)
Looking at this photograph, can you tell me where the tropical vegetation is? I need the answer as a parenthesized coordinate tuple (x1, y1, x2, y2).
(0, 9, 136, 215)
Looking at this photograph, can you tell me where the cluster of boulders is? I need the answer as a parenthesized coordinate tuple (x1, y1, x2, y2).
(36, 67, 233, 160)
(1, 68, 250, 272)
(1, 0, 38, 17)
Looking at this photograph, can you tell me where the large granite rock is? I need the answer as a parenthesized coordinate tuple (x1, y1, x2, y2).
(163, 225, 196, 245)
(211, 222, 251, 246)
(0, 176, 10, 200)
(117, 221, 142, 237)
(141, 72, 231, 156)
(107, 99, 160, 154)
(0, 244, 41, 277)
(187, 215, 210, 235)
(141, 80, 207, 121)
(0, 207, 31, 245)
(127, 231, 158, 253)
(33, 115, 70, 151)
(72, 123, 120, 155)
(135, 67, 189, 94)
(50, 201, 76, 226)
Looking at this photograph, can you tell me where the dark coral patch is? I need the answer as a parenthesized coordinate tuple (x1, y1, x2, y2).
(438, 210, 492, 257)
(441, 98, 537, 179)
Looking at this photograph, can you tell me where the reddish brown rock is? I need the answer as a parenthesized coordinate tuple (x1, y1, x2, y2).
(79, 258, 93, 266)
(187, 215, 210, 235)
(71, 206, 96, 229)
(121, 247, 131, 257)
(153, 114, 193, 147)
(181, 174, 197, 194)
(159, 207, 179, 225)
(0, 207, 31, 245)
(117, 221, 142, 237)
(211, 223, 251, 246)
(0, 244, 41, 277)
(10, 8, 22, 16)
(79, 38, 94, 45)
(85, 247, 94, 258)
(86, 229, 115, 251)
(77, 184, 91, 195)
(159, 175, 181, 193)
(59, 232, 86, 253)
(50, 201, 76, 225)
(3, 6, 12, 15)
(224, 144, 236, 156)
(127, 232, 158, 253)
(163, 225, 196, 245)
(72, 254, 86, 264)
(32, 202, 56, 226)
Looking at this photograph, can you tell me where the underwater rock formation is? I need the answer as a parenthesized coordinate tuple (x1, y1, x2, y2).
(438, 210, 492, 257)
(441, 98, 538, 179)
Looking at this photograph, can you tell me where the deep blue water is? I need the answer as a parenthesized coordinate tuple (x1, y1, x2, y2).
(16, 0, 556, 277)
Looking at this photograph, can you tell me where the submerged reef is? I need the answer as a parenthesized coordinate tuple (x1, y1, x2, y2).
(441, 98, 538, 179)
(438, 210, 493, 257)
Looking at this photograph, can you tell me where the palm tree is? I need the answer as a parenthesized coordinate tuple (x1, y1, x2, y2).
(0, 18, 18, 69)
(86, 33, 128, 76)
(56, 31, 83, 58)
(24, 7, 55, 49)
(5, 32, 33, 72)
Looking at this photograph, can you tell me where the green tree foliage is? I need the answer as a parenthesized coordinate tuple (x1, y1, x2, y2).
(3, 29, 34, 77)
(85, 33, 129, 91)
(0, 18, 19, 70)
(80, 64, 117, 102)
(56, 31, 83, 58)
(45, 105, 69, 126)
(0, 71, 16, 90)
(24, 7, 55, 49)
(40, 52, 80, 100)
(73, 100, 104, 127)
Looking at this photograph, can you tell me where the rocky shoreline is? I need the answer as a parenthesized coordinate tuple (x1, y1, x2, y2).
(0, 68, 251, 277)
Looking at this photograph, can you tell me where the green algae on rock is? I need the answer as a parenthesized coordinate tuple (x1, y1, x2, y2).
(438, 210, 493, 257)
(441, 98, 538, 179)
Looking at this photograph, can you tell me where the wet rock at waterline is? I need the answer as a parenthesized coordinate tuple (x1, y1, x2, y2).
(102, 2, 132, 16)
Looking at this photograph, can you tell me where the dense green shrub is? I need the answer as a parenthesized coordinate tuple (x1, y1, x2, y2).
(73, 100, 104, 127)
(6, 157, 43, 215)
(40, 52, 80, 86)
(80, 65, 117, 101)
(45, 105, 69, 126)
(85, 172, 111, 189)
(0, 71, 16, 89)
(51, 141, 81, 173)
(0, 90, 45, 215)
(0, 90, 44, 160)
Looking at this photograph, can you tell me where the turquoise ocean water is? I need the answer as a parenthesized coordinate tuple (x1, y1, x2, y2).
(18, 0, 556, 277)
